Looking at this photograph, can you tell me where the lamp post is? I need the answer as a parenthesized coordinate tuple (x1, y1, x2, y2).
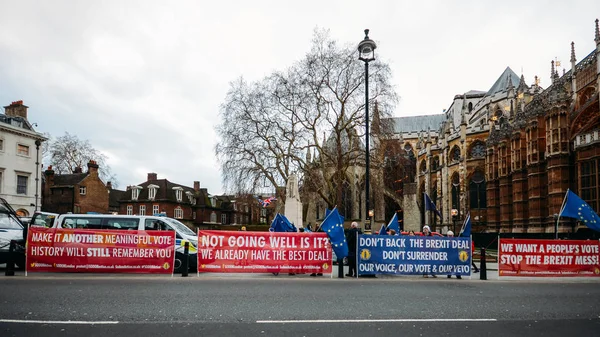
(358, 29, 376, 229)
(34, 139, 41, 212)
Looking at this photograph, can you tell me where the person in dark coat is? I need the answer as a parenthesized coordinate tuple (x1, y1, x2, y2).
(345, 222, 362, 277)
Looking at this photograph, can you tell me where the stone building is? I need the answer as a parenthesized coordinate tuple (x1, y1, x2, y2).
(383, 19, 600, 235)
(0, 100, 47, 216)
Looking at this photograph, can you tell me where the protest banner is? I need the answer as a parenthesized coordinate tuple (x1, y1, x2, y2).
(498, 238, 600, 277)
(197, 230, 332, 274)
(26, 227, 175, 274)
(357, 235, 471, 276)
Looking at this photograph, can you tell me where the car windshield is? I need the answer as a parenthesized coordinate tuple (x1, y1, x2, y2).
(0, 213, 24, 230)
(163, 218, 196, 236)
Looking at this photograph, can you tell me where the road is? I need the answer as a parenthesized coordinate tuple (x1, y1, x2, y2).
(1, 272, 600, 336)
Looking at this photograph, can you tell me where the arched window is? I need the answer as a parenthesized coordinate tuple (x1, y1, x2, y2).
(420, 160, 427, 173)
(450, 146, 461, 163)
(431, 156, 440, 171)
(469, 171, 486, 209)
(468, 102, 473, 113)
(210, 211, 217, 223)
(470, 142, 486, 159)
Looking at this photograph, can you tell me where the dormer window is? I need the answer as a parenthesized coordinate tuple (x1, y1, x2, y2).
(186, 191, 195, 205)
(173, 186, 184, 202)
(210, 197, 216, 207)
(131, 186, 142, 200)
(80, 186, 87, 195)
(148, 184, 159, 200)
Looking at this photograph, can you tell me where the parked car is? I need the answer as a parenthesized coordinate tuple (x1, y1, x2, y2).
(0, 198, 26, 268)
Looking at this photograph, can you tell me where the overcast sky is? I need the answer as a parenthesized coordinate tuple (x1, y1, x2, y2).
(1, 1, 599, 195)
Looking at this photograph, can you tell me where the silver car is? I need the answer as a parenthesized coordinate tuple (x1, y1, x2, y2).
(0, 202, 25, 266)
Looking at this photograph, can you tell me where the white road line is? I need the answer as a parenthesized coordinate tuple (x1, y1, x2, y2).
(0, 319, 119, 325)
(257, 318, 497, 324)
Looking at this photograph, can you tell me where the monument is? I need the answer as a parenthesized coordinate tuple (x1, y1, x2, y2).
(284, 174, 303, 228)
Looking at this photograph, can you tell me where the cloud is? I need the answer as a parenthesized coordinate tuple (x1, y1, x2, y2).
(1, 0, 599, 194)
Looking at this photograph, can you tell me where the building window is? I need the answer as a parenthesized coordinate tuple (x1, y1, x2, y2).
(16, 175, 28, 194)
(451, 173, 460, 212)
(149, 187, 156, 200)
(132, 188, 139, 200)
(210, 212, 217, 223)
(153, 205, 159, 215)
(450, 146, 461, 162)
(221, 214, 227, 224)
(192, 211, 196, 220)
(176, 189, 183, 202)
(580, 160, 598, 212)
(470, 142, 486, 159)
(469, 171, 487, 209)
(431, 157, 440, 171)
(140, 205, 146, 216)
(80, 186, 86, 195)
(211, 198, 216, 207)
(0, 170, 3, 193)
(0, 139, 4, 151)
(186, 191, 195, 204)
(127, 205, 133, 215)
(174, 207, 183, 219)
(17, 144, 30, 156)
(420, 160, 427, 173)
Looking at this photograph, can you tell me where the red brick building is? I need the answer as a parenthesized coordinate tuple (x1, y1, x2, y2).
(42, 160, 109, 214)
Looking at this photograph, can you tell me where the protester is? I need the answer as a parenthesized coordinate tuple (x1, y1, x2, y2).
(445, 231, 462, 279)
(408, 230, 415, 236)
(345, 221, 362, 277)
(388, 229, 396, 235)
(422, 225, 437, 278)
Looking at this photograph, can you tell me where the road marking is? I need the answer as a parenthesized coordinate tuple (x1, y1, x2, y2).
(0, 319, 119, 325)
(257, 318, 497, 323)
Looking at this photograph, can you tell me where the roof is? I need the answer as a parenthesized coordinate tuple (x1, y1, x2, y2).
(108, 188, 126, 208)
(486, 67, 520, 95)
(124, 178, 197, 202)
(387, 115, 446, 134)
(0, 114, 35, 131)
(52, 173, 88, 186)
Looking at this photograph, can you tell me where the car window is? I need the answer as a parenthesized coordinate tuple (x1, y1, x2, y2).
(104, 218, 139, 230)
(0, 213, 23, 229)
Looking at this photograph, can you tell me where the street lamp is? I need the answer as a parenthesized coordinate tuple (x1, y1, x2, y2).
(358, 29, 376, 229)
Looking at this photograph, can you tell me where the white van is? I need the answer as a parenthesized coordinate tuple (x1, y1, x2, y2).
(52, 214, 198, 273)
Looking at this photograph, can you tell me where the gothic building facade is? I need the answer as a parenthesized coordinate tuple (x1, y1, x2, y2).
(384, 19, 600, 235)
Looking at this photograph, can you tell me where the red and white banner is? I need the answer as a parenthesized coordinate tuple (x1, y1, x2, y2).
(197, 230, 332, 274)
(26, 227, 175, 274)
(499, 238, 600, 277)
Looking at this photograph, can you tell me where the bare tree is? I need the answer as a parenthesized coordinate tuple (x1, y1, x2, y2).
(216, 29, 398, 208)
(44, 132, 118, 187)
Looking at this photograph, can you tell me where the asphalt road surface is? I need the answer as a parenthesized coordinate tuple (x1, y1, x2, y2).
(1, 273, 599, 336)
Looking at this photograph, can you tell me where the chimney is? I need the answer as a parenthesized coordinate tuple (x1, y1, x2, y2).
(4, 100, 28, 119)
(87, 160, 99, 176)
(148, 173, 157, 181)
(194, 181, 200, 191)
(45, 166, 55, 187)
(107, 181, 112, 189)
(73, 166, 83, 174)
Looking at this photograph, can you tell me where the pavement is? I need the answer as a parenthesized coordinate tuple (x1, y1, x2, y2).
(4, 262, 600, 283)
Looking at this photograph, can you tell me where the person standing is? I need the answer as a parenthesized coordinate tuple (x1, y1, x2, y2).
(422, 225, 437, 278)
(345, 222, 362, 277)
(445, 231, 462, 279)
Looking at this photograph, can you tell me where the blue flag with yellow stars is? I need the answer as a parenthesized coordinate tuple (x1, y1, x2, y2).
(560, 190, 600, 232)
(320, 208, 348, 258)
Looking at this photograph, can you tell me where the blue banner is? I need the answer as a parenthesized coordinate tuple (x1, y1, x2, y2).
(357, 235, 472, 276)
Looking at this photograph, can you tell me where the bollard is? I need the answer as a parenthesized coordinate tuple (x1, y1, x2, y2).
(480, 247, 487, 280)
(338, 258, 344, 278)
(5, 240, 16, 276)
(181, 241, 189, 277)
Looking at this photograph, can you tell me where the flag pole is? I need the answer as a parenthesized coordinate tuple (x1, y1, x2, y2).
(556, 189, 569, 240)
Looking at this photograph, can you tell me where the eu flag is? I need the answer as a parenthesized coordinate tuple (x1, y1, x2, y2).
(270, 214, 297, 232)
(559, 190, 600, 232)
(386, 213, 400, 233)
(424, 193, 442, 218)
(459, 213, 471, 237)
(320, 208, 348, 258)
(378, 224, 387, 235)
